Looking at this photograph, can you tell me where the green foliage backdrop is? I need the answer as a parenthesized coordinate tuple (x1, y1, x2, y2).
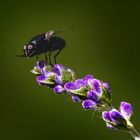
(0, 0, 139, 140)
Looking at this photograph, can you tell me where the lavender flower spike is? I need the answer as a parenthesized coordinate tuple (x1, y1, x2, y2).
(31, 61, 140, 140)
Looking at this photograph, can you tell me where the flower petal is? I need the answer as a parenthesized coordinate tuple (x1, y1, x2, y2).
(55, 75, 63, 85)
(88, 79, 101, 94)
(71, 95, 81, 102)
(82, 100, 96, 109)
(75, 79, 85, 87)
(64, 82, 78, 90)
(84, 75, 93, 84)
(53, 64, 65, 76)
(102, 111, 112, 122)
(36, 61, 45, 69)
(120, 102, 133, 120)
(53, 85, 65, 94)
(87, 90, 98, 102)
(106, 123, 116, 129)
(110, 109, 124, 123)
(36, 75, 46, 85)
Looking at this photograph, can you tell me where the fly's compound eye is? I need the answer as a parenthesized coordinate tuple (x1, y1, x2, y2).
(23, 45, 27, 50)
(28, 45, 33, 50)
(23, 44, 34, 56)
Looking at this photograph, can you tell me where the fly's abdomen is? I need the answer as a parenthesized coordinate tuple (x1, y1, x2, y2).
(49, 36, 66, 50)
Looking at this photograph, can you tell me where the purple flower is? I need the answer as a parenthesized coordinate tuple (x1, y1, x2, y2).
(87, 90, 98, 102)
(53, 85, 65, 94)
(92, 79, 101, 93)
(106, 123, 115, 129)
(64, 81, 88, 97)
(75, 79, 85, 87)
(53, 64, 76, 84)
(55, 75, 63, 85)
(82, 100, 96, 109)
(36, 61, 46, 74)
(120, 102, 133, 120)
(84, 75, 93, 84)
(102, 111, 112, 122)
(102, 109, 127, 130)
(88, 79, 102, 94)
(36, 74, 46, 85)
(36, 61, 45, 70)
(71, 95, 81, 102)
(36, 72, 56, 85)
(64, 82, 78, 90)
(53, 64, 65, 76)
(110, 109, 124, 123)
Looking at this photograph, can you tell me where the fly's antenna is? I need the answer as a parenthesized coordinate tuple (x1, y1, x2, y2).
(55, 25, 75, 35)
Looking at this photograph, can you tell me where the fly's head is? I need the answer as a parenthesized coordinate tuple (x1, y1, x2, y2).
(23, 44, 36, 57)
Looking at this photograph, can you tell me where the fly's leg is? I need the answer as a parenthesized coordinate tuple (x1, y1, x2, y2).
(45, 53, 48, 62)
(36, 55, 39, 61)
(48, 50, 53, 65)
(54, 49, 62, 64)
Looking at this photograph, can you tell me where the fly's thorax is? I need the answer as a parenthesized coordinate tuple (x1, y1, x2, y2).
(45, 30, 55, 40)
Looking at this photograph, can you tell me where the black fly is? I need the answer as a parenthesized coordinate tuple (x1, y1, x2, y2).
(16, 30, 66, 64)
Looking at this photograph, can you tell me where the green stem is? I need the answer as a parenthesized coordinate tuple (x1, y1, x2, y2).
(128, 127, 140, 140)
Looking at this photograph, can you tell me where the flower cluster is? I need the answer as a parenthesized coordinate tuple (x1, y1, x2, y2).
(102, 102, 133, 130)
(31, 61, 75, 92)
(31, 61, 139, 139)
(64, 75, 112, 111)
(31, 61, 112, 111)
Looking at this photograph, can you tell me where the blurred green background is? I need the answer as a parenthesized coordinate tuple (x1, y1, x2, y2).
(0, 0, 140, 140)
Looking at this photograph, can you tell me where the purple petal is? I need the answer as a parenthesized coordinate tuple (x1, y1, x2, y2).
(87, 90, 98, 102)
(43, 71, 56, 81)
(71, 95, 81, 102)
(120, 102, 133, 120)
(102, 111, 112, 122)
(92, 79, 101, 93)
(82, 100, 96, 109)
(110, 109, 124, 123)
(53, 64, 65, 76)
(75, 79, 85, 87)
(55, 75, 63, 85)
(88, 79, 101, 94)
(64, 82, 79, 91)
(103, 82, 111, 93)
(36, 75, 46, 85)
(53, 85, 64, 94)
(36, 61, 45, 70)
(106, 123, 115, 129)
(84, 75, 94, 84)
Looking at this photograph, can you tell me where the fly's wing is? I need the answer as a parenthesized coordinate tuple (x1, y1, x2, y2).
(55, 25, 75, 35)
(28, 33, 45, 45)
(49, 36, 66, 50)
